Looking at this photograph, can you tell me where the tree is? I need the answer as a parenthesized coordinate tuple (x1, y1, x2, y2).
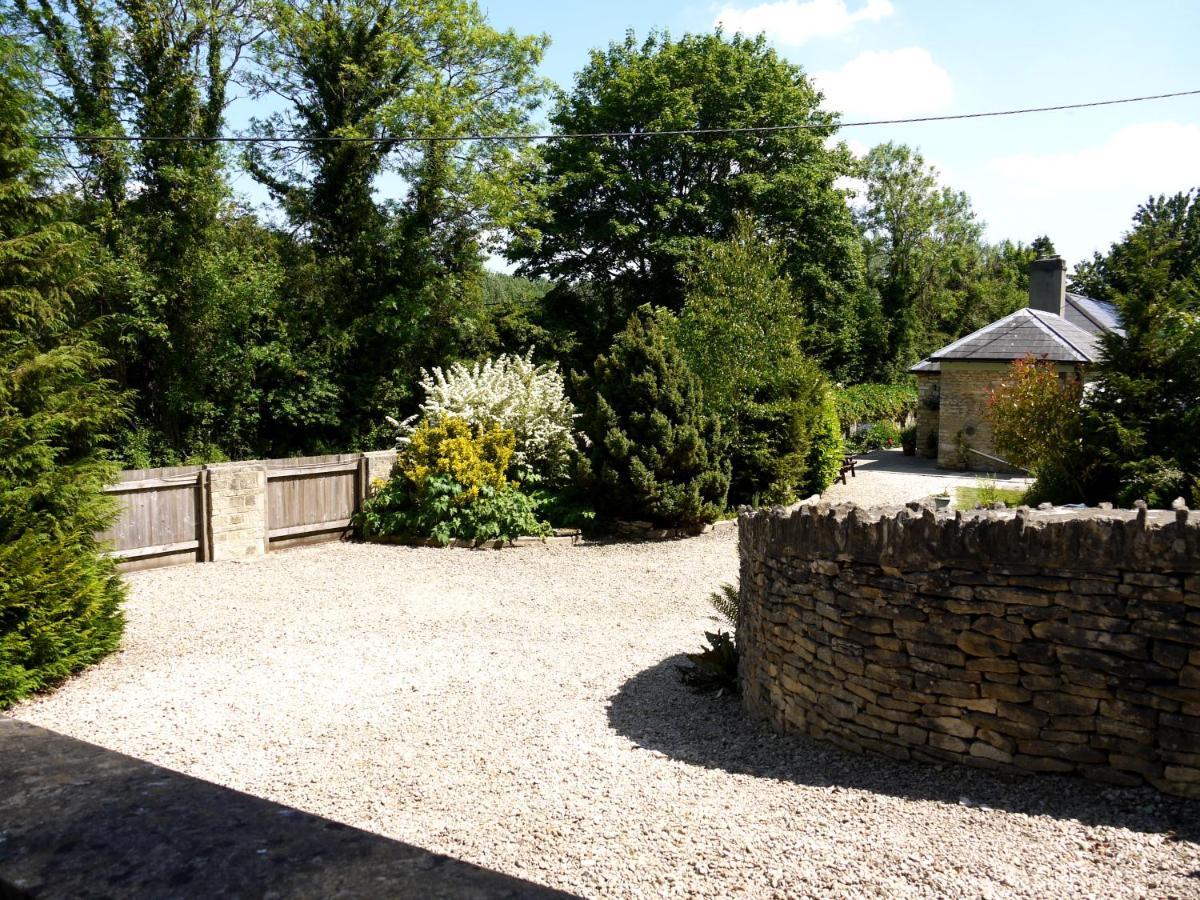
(1079, 191, 1200, 507)
(509, 30, 874, 380)
(0, 36, 126, 707)
(986, 356, 1084, 500)
(247, 0, 549, 445)
(855, 142, 1038, 379)
(672, 217, 841, 504)
(575, 308, 729, 529)
(13, 0, 285, 460)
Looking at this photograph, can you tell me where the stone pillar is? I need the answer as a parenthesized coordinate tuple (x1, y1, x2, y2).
(363, 450, 398, 496)
(204, 461, 268, 560)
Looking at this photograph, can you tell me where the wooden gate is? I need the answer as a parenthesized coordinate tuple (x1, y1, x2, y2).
(265, 454, 367, 550)
(99, 466, 208, 571)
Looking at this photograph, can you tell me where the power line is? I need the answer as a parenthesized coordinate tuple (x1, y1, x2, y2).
(46, 87, 1200, 145)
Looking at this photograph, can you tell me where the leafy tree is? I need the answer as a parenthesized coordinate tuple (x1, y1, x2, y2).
(671, 217, 841, 503)
(856, 142, 1039, 379)
(247, 0, 549, 445)
(986, 356, 1084, 500)
(510, 30, 874, 380)
(13, 0, 284, 460)
(1080, 191, 1200, 507)
(575, 308, 729, 529)
(0, 36, 126, 707)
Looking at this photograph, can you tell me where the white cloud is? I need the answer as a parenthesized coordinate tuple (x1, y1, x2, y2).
(714, 0, 893, 45)
(988, 121, 1200, 191)
(813, 48, 954, 118)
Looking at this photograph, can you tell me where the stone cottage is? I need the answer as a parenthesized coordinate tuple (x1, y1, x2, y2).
(911, 257, 1122, 470)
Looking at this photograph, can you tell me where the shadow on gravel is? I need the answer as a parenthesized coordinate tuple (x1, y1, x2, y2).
(606, 655, 1200, 842)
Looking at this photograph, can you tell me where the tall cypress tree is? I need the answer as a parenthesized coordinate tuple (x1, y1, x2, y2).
(0, 36, 127, 708)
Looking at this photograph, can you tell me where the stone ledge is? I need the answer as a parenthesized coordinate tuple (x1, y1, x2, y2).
(0, 719, 574, 899)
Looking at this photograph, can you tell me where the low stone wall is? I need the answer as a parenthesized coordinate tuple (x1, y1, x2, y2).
(738, 502, 1200, 797)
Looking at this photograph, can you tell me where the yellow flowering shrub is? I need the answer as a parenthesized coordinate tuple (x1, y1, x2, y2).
(397, 416, 514, 503)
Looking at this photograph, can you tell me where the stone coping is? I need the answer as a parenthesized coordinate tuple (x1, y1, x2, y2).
(0, 718, 574, 899)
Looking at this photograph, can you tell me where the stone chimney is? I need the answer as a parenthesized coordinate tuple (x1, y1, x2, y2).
(1028, 256, 1066, 316)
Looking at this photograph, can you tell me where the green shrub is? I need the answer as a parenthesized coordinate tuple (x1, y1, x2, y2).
(833, 383, 917, 431)
(850, 421, 902, 451)
(358, 417, 551, 546)
(1, 38, 126, 708)
(671, 219, 839, 506)
(804, 390, 844, 494)
(901, 424, 917, 454)
(575, 308, 729, 529)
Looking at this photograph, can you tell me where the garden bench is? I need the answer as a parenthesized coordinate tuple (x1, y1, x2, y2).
(838, 455, 857, 484)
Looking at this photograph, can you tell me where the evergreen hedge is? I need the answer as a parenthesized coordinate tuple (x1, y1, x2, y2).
(575, 309, 729, 529)
(0, 37, 127, 708)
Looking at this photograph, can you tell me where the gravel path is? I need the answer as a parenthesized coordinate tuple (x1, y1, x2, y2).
(823, 449, 1033, 509)
(8, 534, 1199, 898)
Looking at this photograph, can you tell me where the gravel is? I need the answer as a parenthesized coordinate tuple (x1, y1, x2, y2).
(823, 449, 1033, 509)
(8, 531, 1199, 898)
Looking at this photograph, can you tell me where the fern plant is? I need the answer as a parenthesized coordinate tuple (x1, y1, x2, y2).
(677, 582, 741, 695)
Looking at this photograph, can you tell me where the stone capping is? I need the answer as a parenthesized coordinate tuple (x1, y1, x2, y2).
(737, 501, 1200, 797)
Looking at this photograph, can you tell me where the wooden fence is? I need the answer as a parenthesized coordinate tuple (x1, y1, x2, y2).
(100, 451, 396, 571)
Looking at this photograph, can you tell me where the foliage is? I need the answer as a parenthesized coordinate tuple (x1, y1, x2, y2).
(833, 382, 918, 431)
(1078, 191, 1200, 507)
(357, 474, 550, 546)
(396, 417, 513, 503)
(986, 356, 1084, 495)
(676, 630, 738, 695)
(901, 425, 917, 454)
(510, 30, 875, 380)
(856, 142, 1049, 379)
(575, 308, 729, 529)
(245, 0, 550, 446)
(398, 351, 579, 482)
(805, 391, 845, 494)
(848, 421, 902, 452)
(671, 218, 842, 504)
(954, 479, 1027, 510)
(359, 417, 550, 545)
(709, 583, 739, 628)
(0, 37, 126, 707)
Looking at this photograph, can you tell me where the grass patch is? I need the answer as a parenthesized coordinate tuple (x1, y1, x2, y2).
(954, 477, 1027, 510)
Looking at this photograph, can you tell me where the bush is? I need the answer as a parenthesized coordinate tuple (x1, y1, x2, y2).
(849, 421, 902, 452)
(358, 417, 551, 545)
(901, 424, 917, 455)
(396, 351, 579, 483)
(672, 221, 838, 505)
(986, 356, 1084, 499)
(833, 383, 917, 431)
(1, 39, 127, 708)
(575, 308, 729, 529)
(804, 390, 845, 494)
(677, 583, 740, 694)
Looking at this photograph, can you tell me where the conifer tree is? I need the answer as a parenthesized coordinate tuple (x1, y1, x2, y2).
(575, 308, 729, 529)
(0, 36, 127, 708)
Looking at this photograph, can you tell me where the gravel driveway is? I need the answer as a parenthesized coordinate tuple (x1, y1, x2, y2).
(823, 449, 1032, 508)
(8, 533, 1199, 898)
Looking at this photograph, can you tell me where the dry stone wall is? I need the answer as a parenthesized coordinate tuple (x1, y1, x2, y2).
(738, 502, 1200, 797)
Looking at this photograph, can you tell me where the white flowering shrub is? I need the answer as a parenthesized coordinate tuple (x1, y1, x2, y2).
(393, 351, 581, 481)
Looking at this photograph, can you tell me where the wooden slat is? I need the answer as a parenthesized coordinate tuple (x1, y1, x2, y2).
(266, 461, 360, 479)
(107, 539, 199, 560)
(268, 518, 352, 540)
(104, 475, 201, 494)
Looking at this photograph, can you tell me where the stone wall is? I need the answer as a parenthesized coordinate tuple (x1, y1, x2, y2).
(738, 502, 1200, 797)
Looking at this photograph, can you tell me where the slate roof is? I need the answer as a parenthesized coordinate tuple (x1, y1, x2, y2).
(906, 308, 1102, 374)
(1064, 293, 1124, 337)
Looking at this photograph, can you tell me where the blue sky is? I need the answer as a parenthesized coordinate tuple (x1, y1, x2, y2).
(230, 0, 1200, 270)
